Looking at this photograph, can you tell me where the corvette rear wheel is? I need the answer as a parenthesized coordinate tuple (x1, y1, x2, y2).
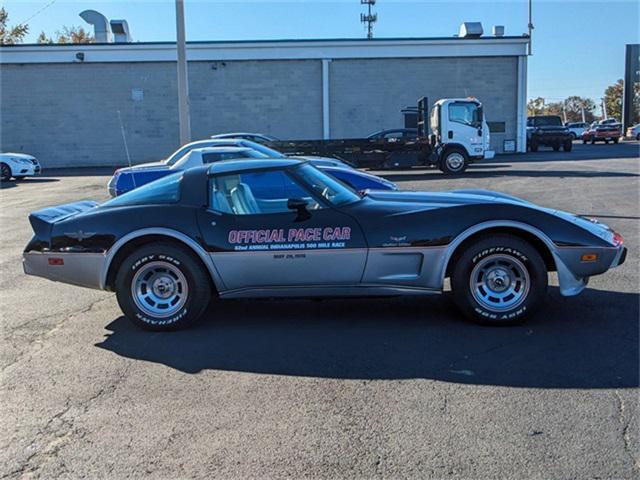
(115, 243, 211, 331)
(0, 163, 11, 182)
(451, 235, 548, 325)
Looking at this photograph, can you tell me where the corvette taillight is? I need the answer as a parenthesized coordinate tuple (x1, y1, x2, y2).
(612, 232, 624, 246)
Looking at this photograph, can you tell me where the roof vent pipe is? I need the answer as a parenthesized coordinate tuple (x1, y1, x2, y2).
(110, 20, 131, 43)
(80, 10, 112, 43)
(458, 22, 483, 38)
(493, 25, 505, 37)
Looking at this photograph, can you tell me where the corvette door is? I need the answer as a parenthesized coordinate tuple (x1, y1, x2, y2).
(196, 168, 367, 291)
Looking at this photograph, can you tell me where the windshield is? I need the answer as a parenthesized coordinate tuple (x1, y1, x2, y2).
(165, 140, 285, 166)
(292, 163, 360, 206)
(102, 172, 183, 207)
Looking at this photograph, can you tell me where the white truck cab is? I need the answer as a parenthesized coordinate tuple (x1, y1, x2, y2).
(429, 98, 495, 173)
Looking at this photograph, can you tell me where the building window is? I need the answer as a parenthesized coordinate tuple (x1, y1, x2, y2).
(488, 121, 506, 133)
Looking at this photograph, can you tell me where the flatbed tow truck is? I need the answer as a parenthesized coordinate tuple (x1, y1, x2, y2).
(264, 97, 495, 174)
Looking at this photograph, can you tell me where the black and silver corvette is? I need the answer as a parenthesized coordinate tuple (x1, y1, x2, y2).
(23, 159, 626, 330)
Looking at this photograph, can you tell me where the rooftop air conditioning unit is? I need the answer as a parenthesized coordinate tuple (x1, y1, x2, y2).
(110, 20, 131, 43)
(459, 22, 483, 39)
(493, 25, 505, 37)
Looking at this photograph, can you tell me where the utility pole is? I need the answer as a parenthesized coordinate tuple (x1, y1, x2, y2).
(360, 0, 377, 40)
(581, 106, 586, 123)
(601, 98, 608, 120)
(175, 0, 191, 145)
(527, 0, 534, 55)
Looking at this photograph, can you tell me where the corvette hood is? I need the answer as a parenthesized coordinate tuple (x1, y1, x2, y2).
(364, 189, 617, 246)
(365, 189, 533, 207)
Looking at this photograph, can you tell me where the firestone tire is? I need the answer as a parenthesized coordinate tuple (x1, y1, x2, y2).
(439, 148, 468, 174)
(563, 140, 572, 152)
(613, 138, 619, 144)
(451, 234, 548, 326)
(115, 243, 212, 331)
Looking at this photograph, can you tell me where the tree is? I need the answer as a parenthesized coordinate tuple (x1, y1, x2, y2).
(563, 96, 596, 123)
(54, 26, 94, 44)
(36, 31, 52, 44)
(527, 97, 546, 116)
(527, 95, 596, 123)
(0, 7, 28, 45)
(603, 79, 623, 121)
(37, 26, 94, 44)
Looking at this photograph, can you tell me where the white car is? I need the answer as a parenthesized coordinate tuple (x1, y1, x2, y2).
(566, 122, 589, 140)
(0, 152, 41, 181)
(626, 123, 640, 140)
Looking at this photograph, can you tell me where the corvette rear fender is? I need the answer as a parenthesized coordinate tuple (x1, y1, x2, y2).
(439, 220, 587, 297)
(101, 228, 226, 292)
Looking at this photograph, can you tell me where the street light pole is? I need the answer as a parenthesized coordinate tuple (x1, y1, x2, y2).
(175, 0, 191, 145)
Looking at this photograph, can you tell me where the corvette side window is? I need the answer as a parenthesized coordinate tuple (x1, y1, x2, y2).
(210, 170, 320, 215)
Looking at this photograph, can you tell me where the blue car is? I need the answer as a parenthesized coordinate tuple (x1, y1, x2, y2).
(108, 154, 396, 197)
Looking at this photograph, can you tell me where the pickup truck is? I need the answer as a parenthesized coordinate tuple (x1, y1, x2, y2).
(526, 116, 573, 152)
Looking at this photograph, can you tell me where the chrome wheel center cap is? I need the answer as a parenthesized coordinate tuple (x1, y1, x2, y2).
(486, 268, 511, 292)
(152, 276, 175, 298)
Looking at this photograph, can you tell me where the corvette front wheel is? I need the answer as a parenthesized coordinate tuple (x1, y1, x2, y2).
(451, 235, 548, 325)
(115, 243, 212, 331)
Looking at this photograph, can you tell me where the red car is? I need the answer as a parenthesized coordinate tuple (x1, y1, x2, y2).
(581, 122, 621, 144)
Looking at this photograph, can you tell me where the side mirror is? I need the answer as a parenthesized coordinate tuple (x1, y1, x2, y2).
(287, 198, 311, 222)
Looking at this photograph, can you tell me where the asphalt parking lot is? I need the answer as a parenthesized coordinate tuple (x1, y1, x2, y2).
(1, 141, 639, 479)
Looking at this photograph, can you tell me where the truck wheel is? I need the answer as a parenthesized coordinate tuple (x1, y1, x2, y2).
(529, 141, 538, 152)
(613, 138, 619, 144)
(451, 234, 548, 326)
(0, 163, 11, 182)
(552, 144, 560, 151)
(604, 139, 609, 144)
(440, 148, 468, 174)
(570, 132, 576, 140)
(115, 243, 212, 331)
(591, 137, 597, 144)
(563, 140, 572, 152)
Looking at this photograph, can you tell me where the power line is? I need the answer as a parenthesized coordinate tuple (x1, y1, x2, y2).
(18, 0, 59, 26)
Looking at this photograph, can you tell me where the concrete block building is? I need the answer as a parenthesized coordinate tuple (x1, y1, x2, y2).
(0, 36, 529, 168)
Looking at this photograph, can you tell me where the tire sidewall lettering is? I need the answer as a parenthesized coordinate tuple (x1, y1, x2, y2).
(129, 253, 188, 326)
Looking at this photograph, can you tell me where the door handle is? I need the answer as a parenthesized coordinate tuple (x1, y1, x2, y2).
(448, 130, 453, 139)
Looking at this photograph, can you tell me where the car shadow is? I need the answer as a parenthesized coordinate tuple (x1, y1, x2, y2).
(1, 178, 60, 189)
(96, 287, 638, 388)
(381, 170, 639, 182)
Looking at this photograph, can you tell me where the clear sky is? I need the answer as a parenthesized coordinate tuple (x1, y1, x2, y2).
(4, 0, 640, 103)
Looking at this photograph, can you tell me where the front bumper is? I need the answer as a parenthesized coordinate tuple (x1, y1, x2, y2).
(532, 134, 572, 145)
(13, 162, 40, 176)
(23, 251, 106, 290)
(553, 245, 626, 296)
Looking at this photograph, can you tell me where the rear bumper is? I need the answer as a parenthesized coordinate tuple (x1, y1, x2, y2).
(23, 251, 106, 290)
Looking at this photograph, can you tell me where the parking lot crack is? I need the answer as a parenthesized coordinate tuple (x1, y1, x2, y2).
(614, 390, 638, 474)
(1, 296, 111, 373)
(2, 364, 131, 479)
